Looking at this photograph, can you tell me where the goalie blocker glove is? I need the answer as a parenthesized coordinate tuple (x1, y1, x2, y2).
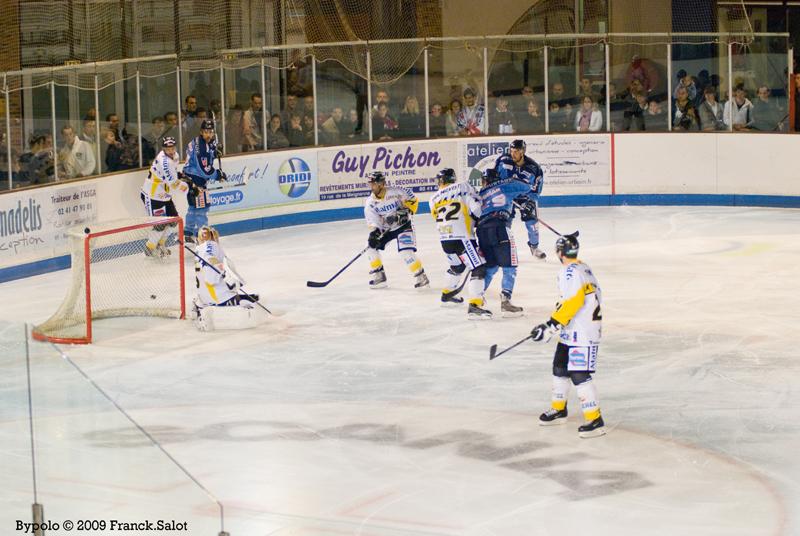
(531, 318, 560, 342)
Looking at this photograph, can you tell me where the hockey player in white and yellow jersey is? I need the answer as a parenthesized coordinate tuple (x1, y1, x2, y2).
(140, 136, 188, 257)
(193, 226, 267, 331)
(364, 171, 429, 289)
(429, 168, 492, 319)
(531, 232, 606, 438)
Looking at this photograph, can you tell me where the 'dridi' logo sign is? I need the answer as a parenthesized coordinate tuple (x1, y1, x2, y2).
(278, 157, 312, 198)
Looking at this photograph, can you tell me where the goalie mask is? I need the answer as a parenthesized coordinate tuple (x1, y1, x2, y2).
(198, 225, 220, 243)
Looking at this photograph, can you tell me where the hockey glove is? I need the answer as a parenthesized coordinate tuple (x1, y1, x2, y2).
(367, 228, 382, 249)
(223, 270, 239, 291)
(518, 198, 537, 221)
(531, 319, 560, 342)
(219, 171, 228, 182)
(385, 208, 411, 227)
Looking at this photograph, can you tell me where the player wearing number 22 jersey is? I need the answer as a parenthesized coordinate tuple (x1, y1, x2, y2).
(428, 168, 491, 319)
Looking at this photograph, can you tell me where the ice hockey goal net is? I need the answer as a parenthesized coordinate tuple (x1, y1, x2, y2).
(32, 217, 186, 344)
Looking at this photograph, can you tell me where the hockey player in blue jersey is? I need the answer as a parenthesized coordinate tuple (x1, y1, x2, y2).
(493, 139, 546, 259)
(182, 119, 226, 242)
(476, 168, 533, 317)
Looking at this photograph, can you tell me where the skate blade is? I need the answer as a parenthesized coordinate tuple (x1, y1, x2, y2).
(501, 310, 525, 318)
(369, 282, 388, 289)
(440, 300, 464, 308)
(468, 313, 492, 320)
(538, 417, 568, 426)
(579, 427, 607, 438)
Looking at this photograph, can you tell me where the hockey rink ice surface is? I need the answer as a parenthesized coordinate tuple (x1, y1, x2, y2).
(1, 205, 799, 536)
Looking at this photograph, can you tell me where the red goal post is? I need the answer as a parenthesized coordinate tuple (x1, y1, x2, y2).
(32, 217, 186, 344)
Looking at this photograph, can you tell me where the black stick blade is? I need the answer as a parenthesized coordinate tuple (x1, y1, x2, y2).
(489, 344, 498, 360)
(306, 281, 328, 288)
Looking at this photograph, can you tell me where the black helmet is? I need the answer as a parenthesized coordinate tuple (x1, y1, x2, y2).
(481, 168, 501, 184)
(510, 139, 526, 152)
(436, 168, 456, 184)
(200, 119, 215, 131)
(555, 231, 580, 258)
(367, 171, 386, 183)
(161, 136, 177, 148)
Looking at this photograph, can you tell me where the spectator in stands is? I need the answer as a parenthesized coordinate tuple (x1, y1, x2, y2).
(267, 113, 289, 150)
(209, 99, 223, 128)
(59, 125, 96, 178)
(575, 96, 603, 132)
(625, 54, 659, 95)
(516, 99, 544, 134)
(342, 109, 360, 140)
(302, 114, 316, 145)
(549, 102, 570, 132)
(182, 95, 198, 135)
(103, 129, 125, 172)
(456, 87, 486, 136)
(80, 118, 98, 164)
(372, 102, 395, 140)
(644, 99, 667, 131)
(398, 95, 425, 138)
(493, 95, 515, 134)
(550, 82, 571, 108)
(374, 89, 394, 116)
(243, 93, 265, 151)
(162, 112, 179, 141)
(578, 77, 602, 104)
(301, 95, 315, 122)
(623, 91, 647, 131)
(723, 85, 753, 131)
(429, 103, 447, 137)
(280, 94, 300, 132)
(287, 114, 306, 147)
(25, 133, 55, 184)
(673, 70, 697, 103)
(321, 107, 344, 145)
(673, 86, 699, 131)
(752, 85, 785, 132)
(445, 99, 462, 136)
(509, 85, 535, 117)
(226, 105, 244, 153)
(697, 86, 724, 131)
(106, 113, 123, 143)
(141, 116, 164, 162)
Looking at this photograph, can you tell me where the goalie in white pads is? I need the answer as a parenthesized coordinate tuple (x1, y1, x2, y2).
(364, 171, 429, 289)
(140, 136, 188, 258)
(429, 168, 492, 319)
(192, 226, 268, 331)
(531, 232, 605, 438)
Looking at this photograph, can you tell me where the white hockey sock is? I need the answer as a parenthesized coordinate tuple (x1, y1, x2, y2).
(467, 277, 485, 306)
(443, 269, 461, 294)
(400, 250, 423, 275)
(576, 378, 601, 421)
(146, 229, 161, 249)
(551, 376, 571, 411)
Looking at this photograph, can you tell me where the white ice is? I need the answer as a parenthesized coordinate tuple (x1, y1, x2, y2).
(1, 205, 799, 536)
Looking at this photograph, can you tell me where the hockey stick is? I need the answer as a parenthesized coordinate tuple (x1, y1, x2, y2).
(489, 335, 534, 361)
(182, 242, 272, 315)
(307, 231, 389, 288)
(511, 201, 574, 238)
(206, 167, 249, 191)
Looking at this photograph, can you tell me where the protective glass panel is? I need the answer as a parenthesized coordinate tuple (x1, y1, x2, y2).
(487, 39, 545, 136)
(97, 68, 138, 173)
(672, 37, 728, 132)
(732, 36, 789, 133)
(138, 60, 179, 164)
(180, 64, 221, 154)
(548, 38, 606, 134)
(315, 46, 368, 146)
(52, 71, 100, 177)
(369, 44, 426, 141)
(222, 60, 262, 155)
(427, 45, 486, 138)
(608, 37, 670, 132)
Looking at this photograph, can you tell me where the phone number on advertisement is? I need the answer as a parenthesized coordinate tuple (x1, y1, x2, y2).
(16, 519, 188, 533)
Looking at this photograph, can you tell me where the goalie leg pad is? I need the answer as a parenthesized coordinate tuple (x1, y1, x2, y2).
(196, 303, 269, 331)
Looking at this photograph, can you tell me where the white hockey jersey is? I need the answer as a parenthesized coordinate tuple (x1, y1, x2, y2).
(142, 150, 186, 201)
(551, 260, 602, 347)
(429, 181, 482, 240)
(364, 186, 419, 231)
(196, 239, 237, 306)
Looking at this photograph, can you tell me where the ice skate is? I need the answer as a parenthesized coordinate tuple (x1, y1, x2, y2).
(539, 406, 568, 426)
(467, 303, 492, 320)
(369, 267, 387, 289)
(529, 243, 546, 260)
(500, 293, 523, 317)
(414, 270, 430, 289)
(157, 243, 172, 258)
(578, 416, 606, 438)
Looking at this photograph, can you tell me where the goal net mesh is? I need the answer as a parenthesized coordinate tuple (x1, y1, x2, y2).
(32, 217, 185, 344)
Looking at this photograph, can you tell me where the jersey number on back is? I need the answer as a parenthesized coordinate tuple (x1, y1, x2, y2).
(435, 202, 461, 222)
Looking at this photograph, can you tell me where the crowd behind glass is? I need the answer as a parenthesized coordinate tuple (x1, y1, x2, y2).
(1, 48, 795, 190)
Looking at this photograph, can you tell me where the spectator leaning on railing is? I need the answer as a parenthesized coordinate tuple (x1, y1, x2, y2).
(59, 124, 96, 178)
(456, 87, 486, 136)
(723, 85, 754, 131)
(673, 86, 699, 131)
(267, 114, 290, 150)
(575, 95, 603, 132)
